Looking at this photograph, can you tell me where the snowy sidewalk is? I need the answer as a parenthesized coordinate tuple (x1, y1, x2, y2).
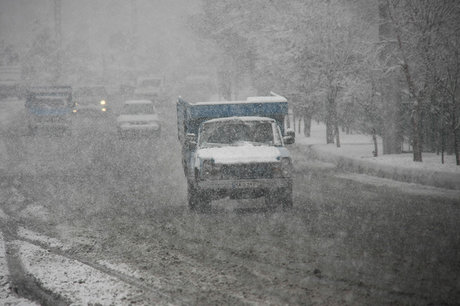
(295, 122, 460, 190)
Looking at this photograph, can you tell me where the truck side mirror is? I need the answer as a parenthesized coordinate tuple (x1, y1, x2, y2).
(185, 133, 197, 148)
(283, 128, 295, 145)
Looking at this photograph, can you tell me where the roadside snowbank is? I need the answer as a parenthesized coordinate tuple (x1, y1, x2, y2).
(296, 121, 460, 189)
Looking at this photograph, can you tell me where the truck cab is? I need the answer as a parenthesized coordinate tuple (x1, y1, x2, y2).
(177, 93, 295, 211)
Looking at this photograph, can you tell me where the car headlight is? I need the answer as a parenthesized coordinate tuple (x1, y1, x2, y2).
(101, 108, 107, 112)
(100, 100, 106, 105)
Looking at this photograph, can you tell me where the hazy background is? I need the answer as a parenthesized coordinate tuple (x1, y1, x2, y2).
(0, 0, 204, 87)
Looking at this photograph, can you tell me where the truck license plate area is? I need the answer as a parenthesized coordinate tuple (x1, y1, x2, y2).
(231, 181, 258, 189)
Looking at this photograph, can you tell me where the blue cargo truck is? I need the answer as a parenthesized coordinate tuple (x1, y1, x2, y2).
(25, 86, 74, 135)
(177, 92, 295, 211)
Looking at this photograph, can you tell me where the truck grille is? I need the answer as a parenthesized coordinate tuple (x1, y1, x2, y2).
(221, 163, 274, 179)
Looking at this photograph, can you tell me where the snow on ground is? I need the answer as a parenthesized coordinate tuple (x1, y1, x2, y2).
(297, 121, 460, 173)
(0, 232, 39, 305)
(96, 260, 143, 279)
(16, 240, 144, 305)
(336, 173, 460, 200)
(17, 227, 69, 251)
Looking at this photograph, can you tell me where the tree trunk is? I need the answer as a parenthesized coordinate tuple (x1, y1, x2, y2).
(372, 128, 378, 157)
(411, 104, 423, 162)
(326, 120, 334, 144)
(331, 96, 340, 148)
(441, 124, 445, 164)
(303, 115, 311, 137)
(335, 123, 340, 148)
(292, 112, 296, 131)
(286, 110, 291, 129)
(379, 0, 403, 155)
(393, 14, 423, 162)
(326, 88, 337, 144)
(453, 105, 460, 165)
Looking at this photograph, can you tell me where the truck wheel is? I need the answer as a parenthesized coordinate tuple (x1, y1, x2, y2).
(264, 191, 278, 210)
(197, 191, 211, 213)
(280, 185, 293, 210)
(188, 183, 211, 213)
(188, 183, 198, 210)
(265, 186, 293, 210)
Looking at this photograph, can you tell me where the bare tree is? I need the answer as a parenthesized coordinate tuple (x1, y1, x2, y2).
(385, 0, 459, 162)
(433, 2, 460, 165)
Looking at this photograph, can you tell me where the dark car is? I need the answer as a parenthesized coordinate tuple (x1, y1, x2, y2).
(73, 86, 109, 116)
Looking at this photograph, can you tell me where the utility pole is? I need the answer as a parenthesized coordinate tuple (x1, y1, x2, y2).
(53, 0, 62, 83)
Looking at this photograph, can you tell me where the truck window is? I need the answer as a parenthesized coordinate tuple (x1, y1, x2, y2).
(199, 121, 282, 147)
(122, 104, 155, 115)
(30, 97, 67, 109)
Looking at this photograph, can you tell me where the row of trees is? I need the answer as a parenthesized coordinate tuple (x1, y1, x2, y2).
(191, 0, 460, 164)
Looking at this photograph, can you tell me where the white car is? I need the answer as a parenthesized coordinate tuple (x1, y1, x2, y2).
(116, 100, 161, 138)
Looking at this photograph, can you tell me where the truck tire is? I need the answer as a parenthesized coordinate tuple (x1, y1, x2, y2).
(281, 185, 293, 210)
(188, 183, 211, 213)
(265, 185, 293, 210)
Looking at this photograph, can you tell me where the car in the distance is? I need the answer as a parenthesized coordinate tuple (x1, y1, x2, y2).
(73, 86, 109, 116)
(133, 76, 164, 101)
(116, 99, 161, 138)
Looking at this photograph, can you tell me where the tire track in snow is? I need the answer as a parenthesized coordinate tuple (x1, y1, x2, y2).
(0, 208, 168, 305)
(0, 209, 69, 305)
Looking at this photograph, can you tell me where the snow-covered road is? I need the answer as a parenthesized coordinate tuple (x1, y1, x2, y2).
(1, 98, 459, 304)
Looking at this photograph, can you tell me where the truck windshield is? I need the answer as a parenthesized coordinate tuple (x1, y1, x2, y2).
(122, 104, 155, 115)
(33, 98, 67, 109)
(199, 121, 282, 147)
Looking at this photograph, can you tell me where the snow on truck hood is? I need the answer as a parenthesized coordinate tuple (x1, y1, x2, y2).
(197, 144, 290, 164)
(117, 114, 158, 122)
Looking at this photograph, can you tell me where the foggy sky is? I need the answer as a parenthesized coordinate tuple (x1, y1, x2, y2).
(0, 0, 201, 51)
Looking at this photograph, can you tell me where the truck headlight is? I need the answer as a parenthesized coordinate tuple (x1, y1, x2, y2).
(100, 100, 106, 105)
(201, 159, 220, 179)
(273, 158, 292, 178)
(202, 160, 213, 177)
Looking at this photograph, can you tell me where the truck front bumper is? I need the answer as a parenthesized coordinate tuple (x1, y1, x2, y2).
(197, 178, 291, 190)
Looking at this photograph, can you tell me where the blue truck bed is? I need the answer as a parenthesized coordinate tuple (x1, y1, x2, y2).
(25, 86, 73, 116)
(177, 94, 289, 144)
